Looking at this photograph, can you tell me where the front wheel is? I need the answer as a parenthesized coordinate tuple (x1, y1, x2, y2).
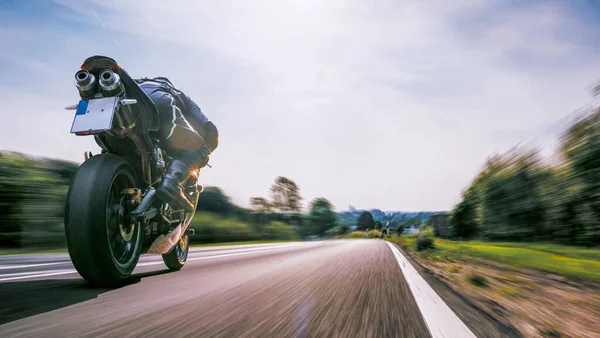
(65, 154, 142, 286)
(162, 234, 190, 270)
(161, 170, 199, 270)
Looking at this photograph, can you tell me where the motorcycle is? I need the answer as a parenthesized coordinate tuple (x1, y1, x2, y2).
(63, 55, 201, 286)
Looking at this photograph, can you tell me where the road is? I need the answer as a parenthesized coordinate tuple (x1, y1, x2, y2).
(0, 240, 474, 338)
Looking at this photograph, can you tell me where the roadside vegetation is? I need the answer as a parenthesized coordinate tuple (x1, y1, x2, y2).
(386, 88, 600, 338)
(388, 232, 600, 337)
(0, 150, 432, 254)
(0, 151, 409, 254)
(0, 153, 345, 252)
(386, 86, 600, 282)
(390, 235, 600, 282)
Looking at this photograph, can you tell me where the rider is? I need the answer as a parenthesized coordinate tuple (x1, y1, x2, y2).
(136, 77, 219, 212)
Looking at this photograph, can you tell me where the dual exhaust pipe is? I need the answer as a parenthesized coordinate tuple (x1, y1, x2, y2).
(75, 69, 124, 98)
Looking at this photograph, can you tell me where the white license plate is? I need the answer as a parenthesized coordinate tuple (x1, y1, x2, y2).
(70, 97, 119, 135)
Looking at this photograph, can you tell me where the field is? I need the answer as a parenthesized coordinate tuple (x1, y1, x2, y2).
(390, 235, 600, 281)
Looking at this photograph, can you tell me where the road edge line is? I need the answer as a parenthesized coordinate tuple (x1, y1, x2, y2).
(386, 242, 476, 338)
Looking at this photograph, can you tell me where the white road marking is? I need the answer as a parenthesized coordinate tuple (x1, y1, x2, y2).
(386, 242, 476, 338)
(0, 270, 77, 282)
(0, 243, 309, 282)
(136, 243, 305, 267)
(0, 262, 66, 270)
(0, 270, 67, 278)
(0, 243, 302, 270)
(189, 243, 302, 254)
(187, 243, 304, 261)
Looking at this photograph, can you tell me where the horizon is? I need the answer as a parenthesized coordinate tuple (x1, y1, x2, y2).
(0, 145, 448, 214)
(1, 0, 599, 211)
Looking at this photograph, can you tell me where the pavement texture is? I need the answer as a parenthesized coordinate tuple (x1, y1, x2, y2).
(0, 240, 433, 338)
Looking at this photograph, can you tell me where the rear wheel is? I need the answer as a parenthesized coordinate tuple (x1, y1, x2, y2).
(65, 154, 142, 286)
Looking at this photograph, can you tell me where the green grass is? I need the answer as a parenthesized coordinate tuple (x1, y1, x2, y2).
(449, 264, 462, 273)
(387, 234, 417, 249)
(462, 241, 600, 261)
(497, 285, 521, 299)
(434, 239, 600, 281)
(387, 235, 600, 281)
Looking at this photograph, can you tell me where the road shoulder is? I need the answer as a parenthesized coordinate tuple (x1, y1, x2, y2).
(387, 241, 522, 338)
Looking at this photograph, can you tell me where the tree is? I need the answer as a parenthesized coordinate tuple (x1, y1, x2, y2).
(249, 197, 272, 213)
(426, 212, 451, 238)
(307, 198, 338, 236)
(542, 166, 587, 245)
(0, 152, 79, 248)
(449, 147, 551, 241)
(450, 194, 479, 239)
(356, 211, 374, 231)
(196, 186, 234, 214)
(395, 224, 405, 235)
(334, 224, 351, 235)
(248, 197, 272, 229)
(559, 104, 600, 245)
(401, 218, 420, 230)
(270, 176, 302, 213)
(444, 83, 600, 246)
(374, 220, 383, 230)
(479, 149, 549, 240)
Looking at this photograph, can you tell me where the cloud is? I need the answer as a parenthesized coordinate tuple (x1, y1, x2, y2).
(2, 0, 598, 211)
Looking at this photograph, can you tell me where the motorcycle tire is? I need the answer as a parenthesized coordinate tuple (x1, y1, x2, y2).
(65, 154, 142, 286)
(162, 233, 190, 271)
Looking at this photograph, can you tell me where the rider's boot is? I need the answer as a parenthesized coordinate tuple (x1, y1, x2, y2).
(156, 146, 210, 212)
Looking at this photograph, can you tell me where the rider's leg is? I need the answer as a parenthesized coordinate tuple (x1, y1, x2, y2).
(156, 147, 208, 212)
(140, 83, 208, 211)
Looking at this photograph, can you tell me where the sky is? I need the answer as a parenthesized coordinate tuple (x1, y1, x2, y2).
(1, 0, 599, 212)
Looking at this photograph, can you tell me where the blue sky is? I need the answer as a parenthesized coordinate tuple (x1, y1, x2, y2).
(1, 0, 599, 211)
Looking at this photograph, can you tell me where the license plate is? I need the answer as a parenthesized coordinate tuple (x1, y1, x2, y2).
(70, 96, 119, 135)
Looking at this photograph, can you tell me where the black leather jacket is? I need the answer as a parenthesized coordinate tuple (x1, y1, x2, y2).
(136, 77, 219, 152)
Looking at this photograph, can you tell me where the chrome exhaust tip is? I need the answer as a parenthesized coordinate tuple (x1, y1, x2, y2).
(74, 70, 96, 92)
(99, 69, 123, 95)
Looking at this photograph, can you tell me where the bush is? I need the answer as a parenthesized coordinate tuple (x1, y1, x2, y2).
(346, 231, 367, 239)
(416, 236, 435, 251)
(190, 213, 302, 244)
(416, 227, 436, 251)
(330, 225, 350, 236)
(366, 230, 383, 238)
(196, 186, 235, 215)
(263, 221, 299, 240)
(191, 213, 257, 243)
(467, 273, 489, 287)
(0, 152, 78, 249)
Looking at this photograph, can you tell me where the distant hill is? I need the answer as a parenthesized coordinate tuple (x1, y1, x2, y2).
(337, 208, 444, 228)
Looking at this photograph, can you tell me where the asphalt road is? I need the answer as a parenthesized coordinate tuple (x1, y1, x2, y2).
(0, 240, 433, 338)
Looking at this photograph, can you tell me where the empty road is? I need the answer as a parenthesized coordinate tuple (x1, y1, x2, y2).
(0, 240, 497, 338)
